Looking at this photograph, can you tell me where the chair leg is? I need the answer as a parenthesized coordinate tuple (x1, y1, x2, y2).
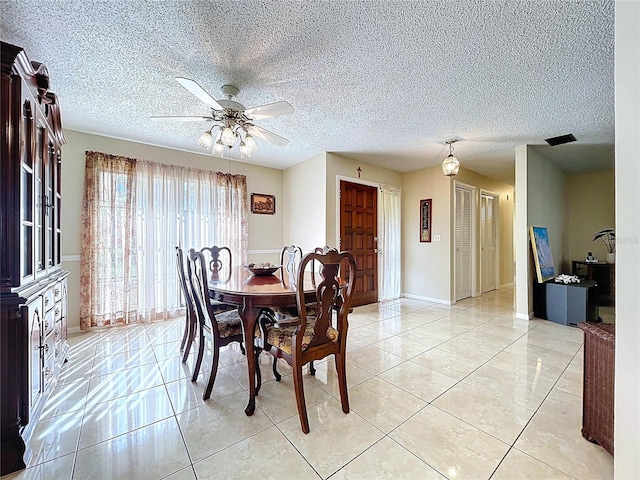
(308, 360, 315, 376)
(202, 346, 220, 400)
(254, 348, 263, 394)
(191, 323, 205, 382)
(293, 363, 310, 434)
(180, 312, 189, 352)
(272, 356, 282, 381)
(182, 310, 196, 363)
(239, 342, 246, 355)
(335, 353, 350, 414)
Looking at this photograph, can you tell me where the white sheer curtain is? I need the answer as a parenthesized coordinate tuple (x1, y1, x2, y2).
(378, 184, 402, 301)
(80, 152, 248, 329)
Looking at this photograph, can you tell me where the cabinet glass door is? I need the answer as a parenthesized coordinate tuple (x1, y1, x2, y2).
(35, 126, 45, 273)
(21, 99, 34, 280)
(45, 141, 55, 268)
(55, 150, 62, 266)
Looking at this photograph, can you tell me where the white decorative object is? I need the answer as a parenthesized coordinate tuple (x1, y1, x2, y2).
(605, 252, 615, 264)
(555, 274, 581, 284)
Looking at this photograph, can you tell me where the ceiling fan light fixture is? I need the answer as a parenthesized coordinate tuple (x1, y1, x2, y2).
(245, 134, 257, 153)
(213, 139, 225, 156)
(197, 130, 213, 149)
(152, 79, 293, 156)
(442, 140, 461, 177)
(240, 141, 251, 159)
(221, 126, 235, 146)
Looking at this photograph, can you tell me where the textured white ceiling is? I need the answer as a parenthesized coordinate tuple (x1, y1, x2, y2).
(1, 0, 615, 185)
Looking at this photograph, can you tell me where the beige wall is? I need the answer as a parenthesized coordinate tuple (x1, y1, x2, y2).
(61, 129, 285, 331)
(566, 170, 615, 263)
(282, 152, 327, 252)
(515, 146, 567, 317)
(527, 147, 567, 276)
(401, 165, 452, 302)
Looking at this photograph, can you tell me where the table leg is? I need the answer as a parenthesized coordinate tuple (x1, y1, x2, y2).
(240, 299, 258, 416)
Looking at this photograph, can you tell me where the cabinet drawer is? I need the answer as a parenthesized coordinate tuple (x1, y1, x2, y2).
(43, 288, 55, 312)
(43, 331, 56, 385)
(53, 301, 62, 321)
(53, 282, 62, 302)
(43, 308, 55, 335)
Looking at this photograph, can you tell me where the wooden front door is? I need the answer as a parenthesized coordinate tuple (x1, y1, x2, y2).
(340, 181, 378, 306)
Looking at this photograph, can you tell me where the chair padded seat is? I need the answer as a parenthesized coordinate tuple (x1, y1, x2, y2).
(216, 309, 243, 338)
(265, 316, 339, 356)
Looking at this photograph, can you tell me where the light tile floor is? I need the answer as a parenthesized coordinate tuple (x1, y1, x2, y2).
(3, 288, 614, 479)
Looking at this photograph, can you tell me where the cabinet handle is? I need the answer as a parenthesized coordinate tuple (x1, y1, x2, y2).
(44, 368, 53, 378)
(55, 308, 60, 316)
(54, 288, 60, 296)
(45, 297, 50, 305)
(44, 321, 49, 330)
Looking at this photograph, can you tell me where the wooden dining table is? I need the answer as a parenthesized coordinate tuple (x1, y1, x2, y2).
(208, 266, 318, 416)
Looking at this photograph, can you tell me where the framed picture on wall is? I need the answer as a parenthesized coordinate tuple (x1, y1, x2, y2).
(251, 193, 276, 215)
(420, 199, 432, 242)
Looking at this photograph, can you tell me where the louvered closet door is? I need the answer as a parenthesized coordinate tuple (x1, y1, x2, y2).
(480, 193, 497, 293)
(455, 185, 472, 301)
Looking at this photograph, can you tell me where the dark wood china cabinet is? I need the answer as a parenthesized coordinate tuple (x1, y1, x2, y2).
(1, 41, 69, 475)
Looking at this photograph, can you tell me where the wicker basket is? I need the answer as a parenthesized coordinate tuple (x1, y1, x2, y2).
(578, 322, 615, 456)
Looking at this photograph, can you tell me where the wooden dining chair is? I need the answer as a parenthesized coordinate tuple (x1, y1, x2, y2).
(264, 245, 304, 319)
(200, 245, 238, 312)
(258, 248, 356, 433)
(176, 247, 198, 363)
(281, 244, 303, 276)
(261, 244, 321, 380)
(201, 245, 232, 282)
(188, 248, 246, 400)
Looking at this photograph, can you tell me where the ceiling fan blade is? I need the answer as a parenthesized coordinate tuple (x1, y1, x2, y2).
(175, 77, 224, 110)
(244, 101, 294, 120)
(246, 125, 289, 147)
(150, 115, 211, 122)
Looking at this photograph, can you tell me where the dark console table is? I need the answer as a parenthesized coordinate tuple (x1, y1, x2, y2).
(572, 261, 615, 306)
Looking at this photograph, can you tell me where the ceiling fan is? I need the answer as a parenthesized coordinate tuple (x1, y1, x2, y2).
(151, 77, 294, 157)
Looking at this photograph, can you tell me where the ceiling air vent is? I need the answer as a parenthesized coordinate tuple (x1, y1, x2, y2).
(545, 133, 577, 146)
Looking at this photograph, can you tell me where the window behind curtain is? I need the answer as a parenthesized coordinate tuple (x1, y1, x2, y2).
(80, 151, 248, 330)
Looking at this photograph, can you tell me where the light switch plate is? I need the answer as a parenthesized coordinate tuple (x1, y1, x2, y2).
(434, 234, 441, 242)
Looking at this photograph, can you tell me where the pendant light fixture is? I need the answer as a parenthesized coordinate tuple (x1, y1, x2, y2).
(442, 139, 460, 177)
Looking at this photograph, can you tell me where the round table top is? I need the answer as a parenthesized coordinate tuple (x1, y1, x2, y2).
(208, 266, 318, 297)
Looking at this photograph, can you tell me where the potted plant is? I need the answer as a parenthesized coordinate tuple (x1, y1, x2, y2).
(593, 228, 615, 263)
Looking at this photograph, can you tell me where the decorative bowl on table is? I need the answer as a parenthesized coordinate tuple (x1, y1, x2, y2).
(245, 263, 281, 276)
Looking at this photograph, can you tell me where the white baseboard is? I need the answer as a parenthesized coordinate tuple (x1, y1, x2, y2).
(68, 326, 82, 335)
(402, 293, 453, 306)
(499, 282, 514, 289)
(515, 311, 534, 320)
(61, 255, 81, 262)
